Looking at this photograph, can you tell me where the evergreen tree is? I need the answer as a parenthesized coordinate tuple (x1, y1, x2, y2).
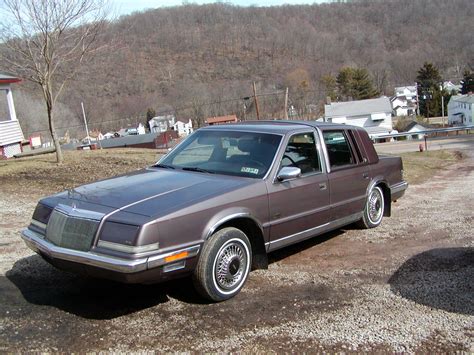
(351, 68, 379, 100)
(416, 62, 442, 117)
(336, 67, 354, 100)
(335, 67, 378, 101)
(461, 70, 474, 94)
(322, 74, 337, 101)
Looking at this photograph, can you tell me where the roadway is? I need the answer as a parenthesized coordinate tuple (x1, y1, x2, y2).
(375, 134, 474, 154)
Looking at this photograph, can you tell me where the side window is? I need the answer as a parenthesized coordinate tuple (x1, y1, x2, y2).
(280, 132, 321, 175)
(323, 131, 355, 168)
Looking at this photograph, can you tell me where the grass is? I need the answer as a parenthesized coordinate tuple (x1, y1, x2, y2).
(0, 148, 161, 197)
(0, 147, 464, 197)
(396, 150, 463, 185)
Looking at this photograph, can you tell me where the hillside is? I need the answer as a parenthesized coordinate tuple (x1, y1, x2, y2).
(4, 0, 473, 138)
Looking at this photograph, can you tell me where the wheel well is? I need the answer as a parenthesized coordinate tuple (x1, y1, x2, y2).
(216, 217, 268, 270)
(376, 182, 391, 217)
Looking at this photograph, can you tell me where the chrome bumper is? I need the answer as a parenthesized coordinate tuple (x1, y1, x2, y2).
(21, 228, 200, 274)
(390, 181, 408, 195)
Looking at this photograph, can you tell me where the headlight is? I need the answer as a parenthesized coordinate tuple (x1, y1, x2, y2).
(31, 203, 53, 230)
(98, 221, 159, 254)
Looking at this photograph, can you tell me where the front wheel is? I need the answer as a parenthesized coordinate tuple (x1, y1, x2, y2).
(193, 227, 252, 302)
(358, 185, 385, 229)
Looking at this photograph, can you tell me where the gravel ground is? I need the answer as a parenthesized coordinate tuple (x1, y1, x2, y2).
(0, 150, 472, 353)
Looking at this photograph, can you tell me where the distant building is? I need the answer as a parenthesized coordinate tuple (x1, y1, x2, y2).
(400, 121, 429, 140)
(394, 85, 417, 100)
(391, 85, 418, 117)
(172, 118, 193, 136)
(448, 94, 474, 125)
(391, 96, 417, 117)
(149, 115, 175, 133)
(441, 81, 461, 94)
(206, 115, 238, 125)
(324, 97, 394, 139)
(0, 73, 24, 159)
(137, 123, 146, 135)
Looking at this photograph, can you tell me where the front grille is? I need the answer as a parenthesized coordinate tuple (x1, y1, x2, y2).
(46, 210, 99, 252)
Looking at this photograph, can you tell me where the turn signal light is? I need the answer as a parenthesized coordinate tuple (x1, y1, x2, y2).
(164, 251, 189, 263)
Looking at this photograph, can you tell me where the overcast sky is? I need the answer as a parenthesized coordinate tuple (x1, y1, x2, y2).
(113, 0, 328, 16)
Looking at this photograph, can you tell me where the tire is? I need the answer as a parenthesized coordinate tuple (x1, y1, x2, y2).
(358, 185, 385, 229)
(193, 227, 252, 302)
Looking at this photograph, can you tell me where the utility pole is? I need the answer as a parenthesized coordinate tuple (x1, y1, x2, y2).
(284, 87, 289, 120)
(415, 82, 420, 116)
(81, 102, 91, 145)
(253, 82, 260, 120)
(441, 95, 445, 127)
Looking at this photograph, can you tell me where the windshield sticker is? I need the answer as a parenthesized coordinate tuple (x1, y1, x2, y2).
(241, 167, 259, 175)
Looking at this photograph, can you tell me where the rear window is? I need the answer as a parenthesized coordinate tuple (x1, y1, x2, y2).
(323, 131, 355, 168)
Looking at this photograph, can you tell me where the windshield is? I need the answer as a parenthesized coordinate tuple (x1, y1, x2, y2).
(158, 130, 282, 178)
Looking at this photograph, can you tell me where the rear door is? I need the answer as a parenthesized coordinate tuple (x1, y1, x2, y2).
(266, 130, 330, 251)
(322, 129, 370, 221)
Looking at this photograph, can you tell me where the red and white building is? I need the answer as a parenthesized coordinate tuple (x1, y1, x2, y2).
(0, 73, 24, 159)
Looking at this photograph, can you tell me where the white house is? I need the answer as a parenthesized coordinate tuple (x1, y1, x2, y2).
(441, 81, 461, 94)
(403, 121, 429, 140)
(391, 96, 417, 117)
(324, 97, 394, 139)
(394, 85, 417, 100)
(448, 94, 474, 125)
(391, 85, 418, 117)
(0, 73, 24, 158)
(172, 118, 193, 137)
(148, 115, 175, 133)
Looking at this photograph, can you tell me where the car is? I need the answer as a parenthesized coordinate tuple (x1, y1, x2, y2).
(21, 121, 407, 301)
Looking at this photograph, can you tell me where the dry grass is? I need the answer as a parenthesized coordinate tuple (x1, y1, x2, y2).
(0, 148, 161, 197)
(397, 150, 464, 185)
(0, 148, 463, 198)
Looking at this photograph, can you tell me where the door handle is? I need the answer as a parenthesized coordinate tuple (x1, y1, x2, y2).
(363, 173, 369, 179)
(319, 182, 327, 190)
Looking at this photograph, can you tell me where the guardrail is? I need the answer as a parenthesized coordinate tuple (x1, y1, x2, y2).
(373, 125, 473, 151)
(375, 125, 474, 140)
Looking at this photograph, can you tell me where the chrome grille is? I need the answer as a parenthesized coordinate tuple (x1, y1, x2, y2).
(46, 209, 99, 251)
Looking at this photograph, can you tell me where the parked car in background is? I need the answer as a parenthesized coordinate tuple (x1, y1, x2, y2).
(21, 121, 407, 301)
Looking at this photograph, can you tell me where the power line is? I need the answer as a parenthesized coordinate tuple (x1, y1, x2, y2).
(27, 89, 288, 134)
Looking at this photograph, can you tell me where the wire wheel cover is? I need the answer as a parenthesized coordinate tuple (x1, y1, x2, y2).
(368, 188, 383, 223)
(214, 241, 247, 290)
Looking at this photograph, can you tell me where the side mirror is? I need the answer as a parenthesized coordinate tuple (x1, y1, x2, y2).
(277, 167, 301, 182)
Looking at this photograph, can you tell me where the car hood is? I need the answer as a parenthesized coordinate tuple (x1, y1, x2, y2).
(65, 168, 254, 217)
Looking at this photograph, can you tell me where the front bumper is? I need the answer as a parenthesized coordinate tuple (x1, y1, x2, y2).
(21, 228, 200, 283)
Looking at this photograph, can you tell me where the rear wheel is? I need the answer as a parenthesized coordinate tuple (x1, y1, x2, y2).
(193, 227, 252, 302)
(358, 185, 385, 229)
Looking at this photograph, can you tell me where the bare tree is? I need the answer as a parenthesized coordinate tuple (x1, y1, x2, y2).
(0, 0, 109, 163)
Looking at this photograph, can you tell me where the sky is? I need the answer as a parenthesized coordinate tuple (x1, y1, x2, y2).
(112, 0, 328, 17)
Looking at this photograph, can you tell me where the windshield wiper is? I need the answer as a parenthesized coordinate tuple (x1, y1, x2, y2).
(182, 167, 214, 174)
(152, 163, 175, 169)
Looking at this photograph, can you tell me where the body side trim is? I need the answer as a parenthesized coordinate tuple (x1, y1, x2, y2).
(265, 212, 362, 252)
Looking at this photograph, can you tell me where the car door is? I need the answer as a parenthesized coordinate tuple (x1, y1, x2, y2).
(322, 129, 370, 221)
(265, 130, 330, 251)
